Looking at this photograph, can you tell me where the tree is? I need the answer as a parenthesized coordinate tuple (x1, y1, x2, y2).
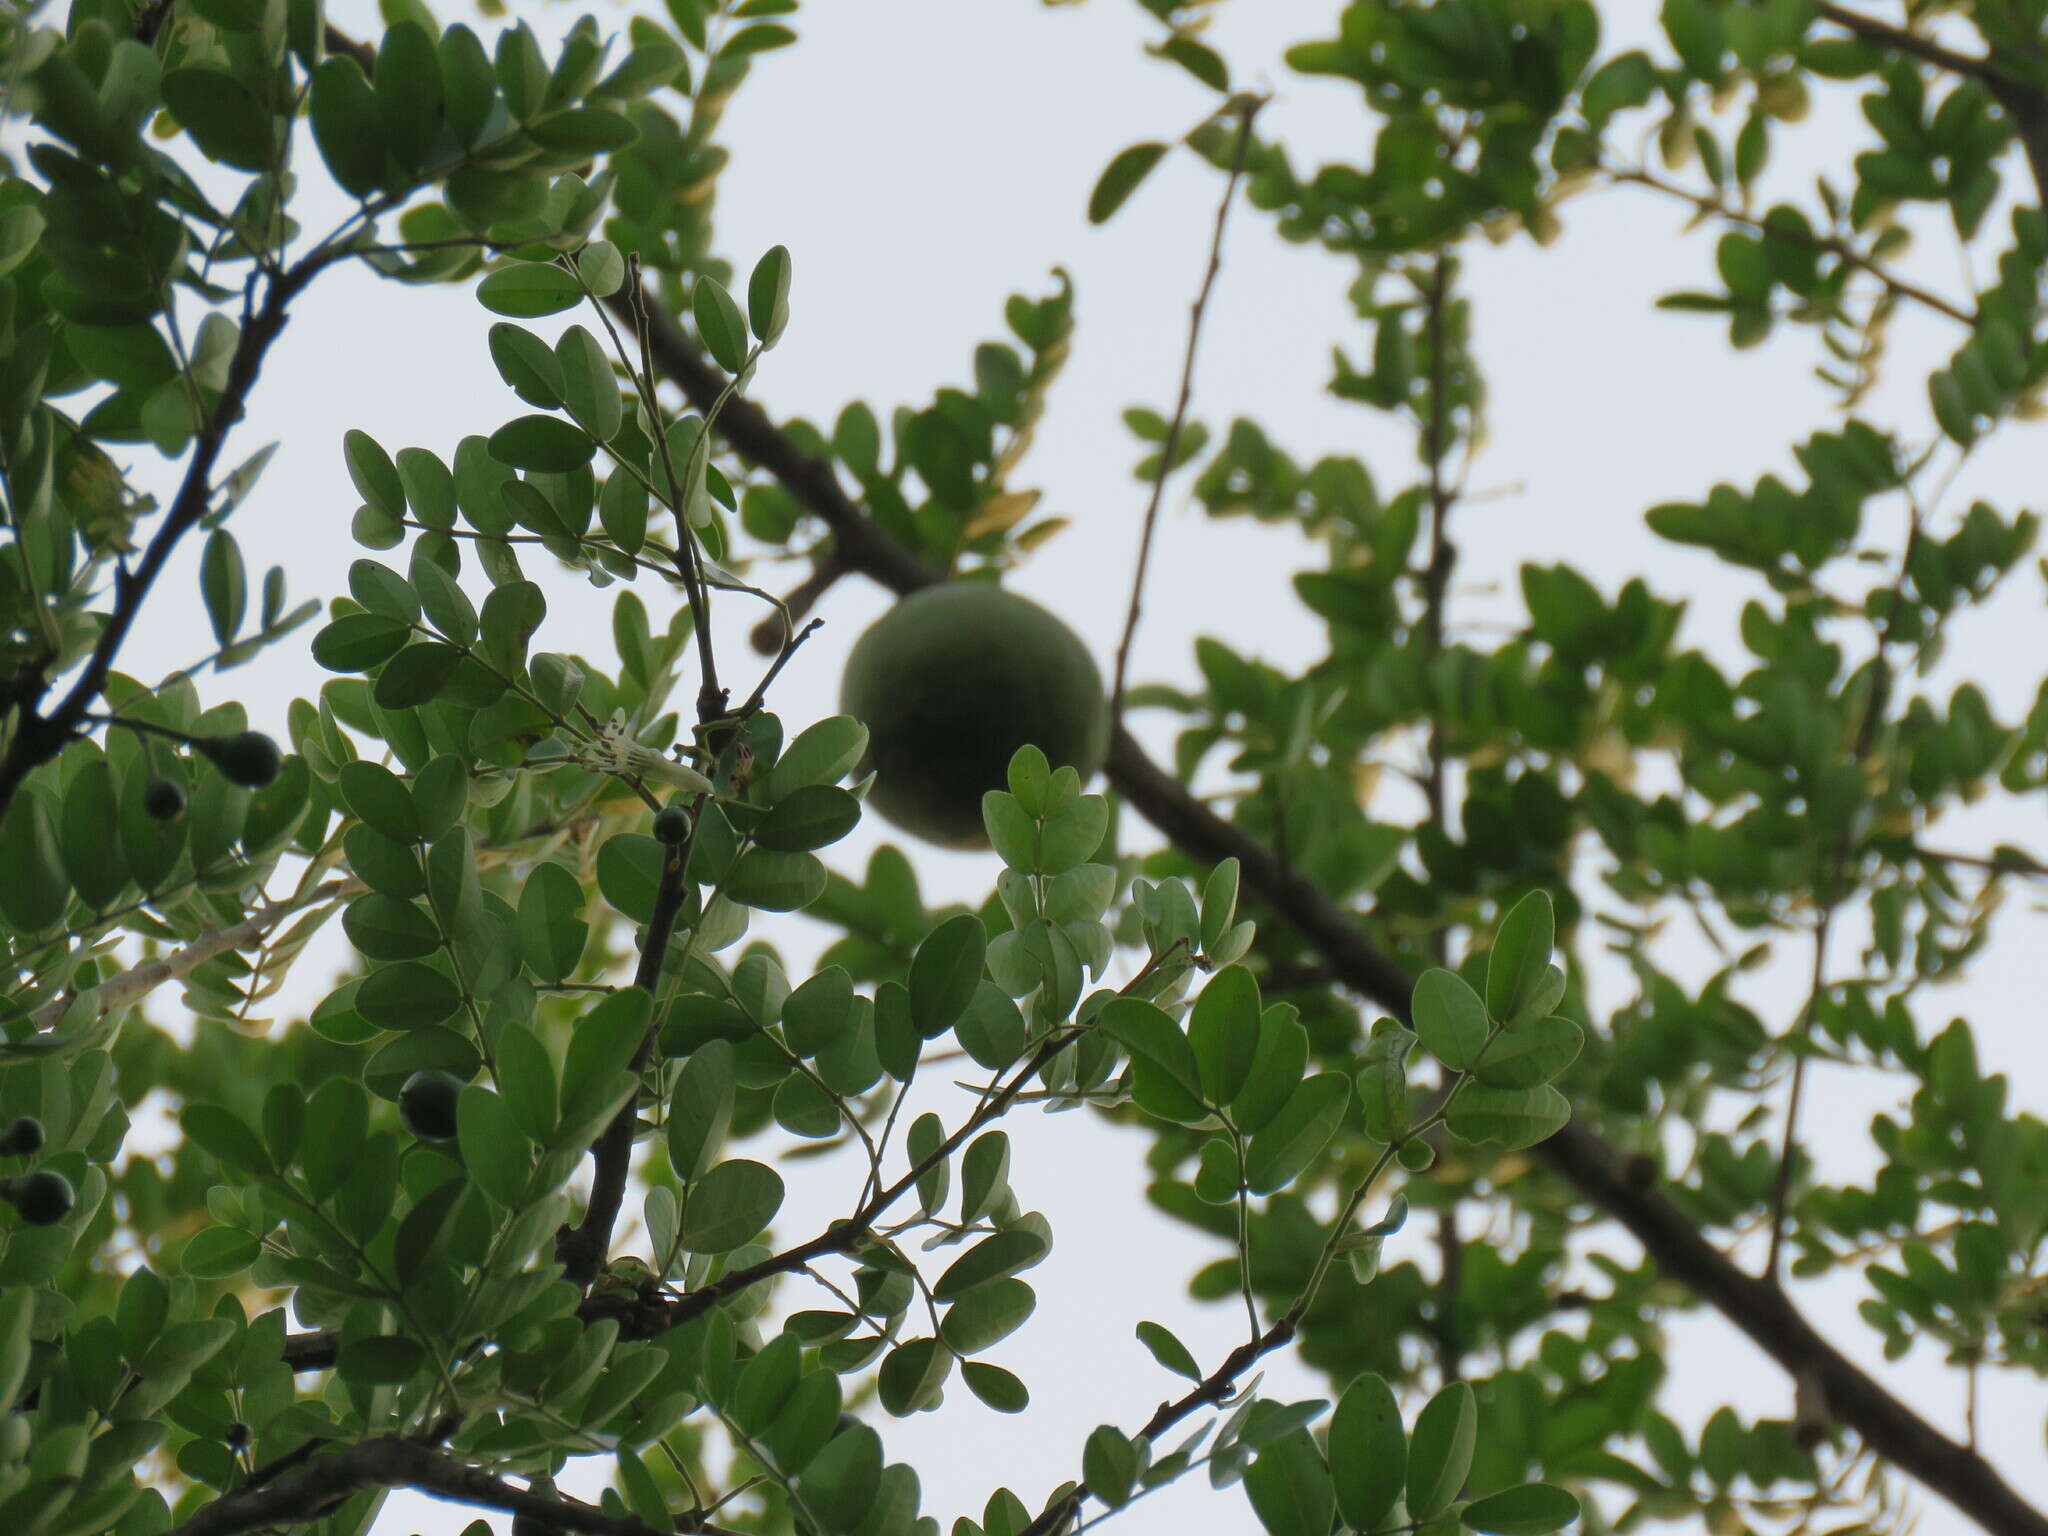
(1, 0, 2046, 1534)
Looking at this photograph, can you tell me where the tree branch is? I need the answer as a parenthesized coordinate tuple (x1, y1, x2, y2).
(24, 880, 349, 1035)
(624, 300, 2048, 1536)
(0, 245, 347, 830)
(1110, 97, 1263, 725)
(1812, 3, 2048, 202)
(555, 834, 695, 1287)
(159, 1437, 662, 1536)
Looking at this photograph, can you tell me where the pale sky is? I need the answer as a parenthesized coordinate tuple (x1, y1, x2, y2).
(93, 2, 2048, 1533)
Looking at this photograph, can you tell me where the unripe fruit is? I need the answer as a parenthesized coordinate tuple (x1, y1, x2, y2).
(840, 583, 1109, 848)
(653, 803, 691, 845)
(398, 1069, 465, 1142)
(0, 1116, 43, 1156)
(194, 730, 284, 788)
(225, 1421, 250, 1451)
(4, 1169, 74, 1226)
(141, 777, 186, 821)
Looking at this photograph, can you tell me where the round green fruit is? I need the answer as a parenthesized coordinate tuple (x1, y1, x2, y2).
(840, 583, 1108, 848)
(653, 802, 692, 845)
(0, 1116, 43, 1156)
(141, 777, 186, 821)
(195, 730, 284, 788)
(5, 1169, 74, 1226)
(398, 1069, 465, 1142)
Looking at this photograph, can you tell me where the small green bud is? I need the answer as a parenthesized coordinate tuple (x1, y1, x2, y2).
(653, 802, 692, 845)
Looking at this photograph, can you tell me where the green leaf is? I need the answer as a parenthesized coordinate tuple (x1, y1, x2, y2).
(769, 716, 867, 797)
(1089, 142, 1169, 224)
(800, 1425, 881, 1536)
(1463, 1483, 1583, 1536)
(0, 797, 66, 931)
(561, 986, 652, 1128)
(1190, 964, 1261, 1105)
(1230, 1008, 1308, 1133)
(489, 415, 595, 472)
(693, 275, 750, 373)
(1098, 996, 1206, 1123)
(1244, 1071, 1350, 1194)
(557, 324, 622, 440)
(1083, 1424, 1138, 1507)
(339, 1334, 426, 1387)
(182, 1104, 272, 1174)
(668, 1039, 736, 1181)
(878, 1336, 950, 1415)
(489, 323, 567, 409)
(681, 1159, 783, 1252)
(459, 1086, 531, 1205)
(954, 981, 1026, 1070)
(60, 758, 123, 909)
(375, 641, 462, 708)
(339, 760, 421, 843)
(782, 967, 853, 1058)
(1485, 890, 1555, 1026)
(933, 1228, 1050, 1300)
(1412, 967, 1489, 1071)
(1243, 1430, 1336, 1536)
(375, 20, 443, 172)
(162, 67, 274, 172)
(1330, 1372, 1405, 1530)
(909, 914, 987, 1038)
(181, 1227, 260, 1278)
(754, 784, 860, 851)
(1134, 1319, 1200, 1381)
(343, 893, 441, 961)
(356, 961, 462, 1030)
(961, 1360, 1028, 1412)
(495, 1023, 557, 1144)
(477, 263, 584, 318)
(313, 613, 411, 673)
(517, 861, 587, 983)
(201, 530, 246, 645)
(727, 848, 827, 911)
(529, 105, 639, 154)
(747, 244, 793, 346)
(1157, 35, 1229, 91)
(939, 1277, 1035, 1353)
(1445, 1084, 1571, 1150)
(1406, 1381, 1476, 1519)
(344, 429, 405, 518)
(1472, 1014, 1583, 1089)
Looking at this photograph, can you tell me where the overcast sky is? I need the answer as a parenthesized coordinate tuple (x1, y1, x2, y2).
(94, 2, 2048, 1532)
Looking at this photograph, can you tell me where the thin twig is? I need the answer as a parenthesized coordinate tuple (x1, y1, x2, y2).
(1109, 96, 1265, 725)
(1605, 164, 1973, 326)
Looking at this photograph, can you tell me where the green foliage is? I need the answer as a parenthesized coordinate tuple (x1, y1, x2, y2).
(3, 2, 2048, 1536)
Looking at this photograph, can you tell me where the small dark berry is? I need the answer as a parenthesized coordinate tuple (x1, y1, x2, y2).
(652, 803, 692, 845)
(195, 731, 284, 788)
(224, 1421, 250, 1451)
(398, 1069, 465, 1142)
(5, 1169, 75, 1226)
(0, 1116, 43, 1156)
(141, 777, 186, 821)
